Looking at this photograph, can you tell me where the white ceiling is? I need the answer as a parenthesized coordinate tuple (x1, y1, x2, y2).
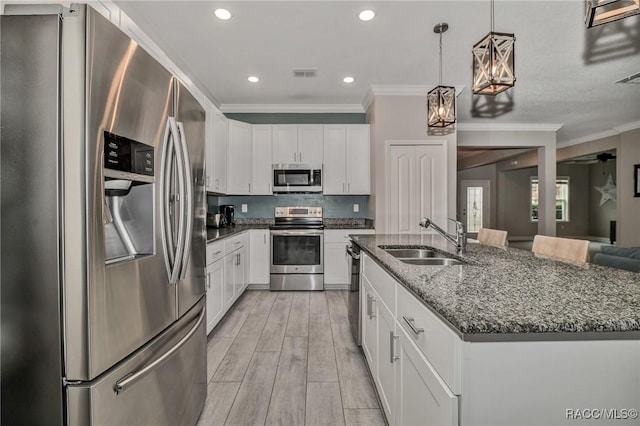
(116, 1, 640, 144)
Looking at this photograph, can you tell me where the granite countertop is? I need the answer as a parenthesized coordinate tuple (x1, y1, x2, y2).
(351, 234, 640, 341)
(207, 218, 374, 242)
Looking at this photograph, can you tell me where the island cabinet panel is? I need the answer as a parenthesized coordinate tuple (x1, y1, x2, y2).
(361, 276, 378, 375)
(397, 283, 462, 394)
(460, 339, 640, 426)
(396, 325, 458, 426)
(376, 295, 397, 424)
(362, 254, 396, 313)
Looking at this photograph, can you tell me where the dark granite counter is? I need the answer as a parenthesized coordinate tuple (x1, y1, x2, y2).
(351, 234, 640, 341)
(324, 218, 375, 230)
(206, 221, 271, 243)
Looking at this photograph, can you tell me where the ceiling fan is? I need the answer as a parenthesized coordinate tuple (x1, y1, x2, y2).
(596, 152, 616, 162)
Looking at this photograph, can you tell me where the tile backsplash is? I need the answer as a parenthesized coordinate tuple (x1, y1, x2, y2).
(207, 194, 370, 219)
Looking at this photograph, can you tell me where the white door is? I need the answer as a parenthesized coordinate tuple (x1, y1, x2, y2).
(227, 119, 252, 194)
(460, 180, 490, 238)
(252, 125, 272, 194)
(345, 125, 370, 194)
(206, 260, 224, 334)
(272, 124, 298, 164)
(212, 109, 228, 193)
(249, 230, 270, 285)
(387, 143, 447, 234)
(297, 124, 323, 164)
(323, 125, 347, 194)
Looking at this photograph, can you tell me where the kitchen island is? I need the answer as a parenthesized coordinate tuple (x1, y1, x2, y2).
(351, 233, 640, 426)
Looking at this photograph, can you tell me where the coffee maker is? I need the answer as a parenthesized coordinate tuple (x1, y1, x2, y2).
(219, 204, 235, 227)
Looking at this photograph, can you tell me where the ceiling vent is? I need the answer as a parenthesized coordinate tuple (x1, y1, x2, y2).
(615, 72, 640, 84)
(293, 69, 317, 78)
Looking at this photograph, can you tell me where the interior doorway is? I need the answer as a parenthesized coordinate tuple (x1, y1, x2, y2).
(460, 180, 490, 238)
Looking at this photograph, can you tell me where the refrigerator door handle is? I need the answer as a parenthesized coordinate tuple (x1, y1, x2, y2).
(160, 118, 176, 281)
(177, 121, 193, 281)
(113, 307, 205, 395)
(160, 117, 187, 284)
(169, 117, 187, 285)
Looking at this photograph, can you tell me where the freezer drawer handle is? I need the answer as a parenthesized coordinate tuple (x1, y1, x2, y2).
(113, 307, 205, 395)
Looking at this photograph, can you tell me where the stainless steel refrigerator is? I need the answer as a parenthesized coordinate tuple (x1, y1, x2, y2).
(1, 5, 207, 425)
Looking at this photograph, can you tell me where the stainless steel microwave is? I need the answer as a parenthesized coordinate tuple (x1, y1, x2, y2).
(272, 164, 322, 193)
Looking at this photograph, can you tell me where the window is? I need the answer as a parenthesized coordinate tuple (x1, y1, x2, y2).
(530, 177, 569, 222)
(466, 186, 483, 233)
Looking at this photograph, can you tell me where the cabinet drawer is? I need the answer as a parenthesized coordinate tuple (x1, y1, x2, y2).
(224, 232, 248, 253)
(206, 240, 225, 265)
(396, 283, 461, 394)
(362, 254, 395, 315)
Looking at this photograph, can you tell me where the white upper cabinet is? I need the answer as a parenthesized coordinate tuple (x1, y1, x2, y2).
(227, 119, 252, 195)
(323, 124, 370, 195)
(211, 109, 228, 193)
(272, 124, 323, 164)
(297, 124, 323, 164)
(251, 125, 273, 195)
(204, 101, 215, 192)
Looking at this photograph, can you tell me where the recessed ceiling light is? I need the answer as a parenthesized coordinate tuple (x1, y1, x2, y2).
(248, 76, 259, 83)
(214, 8, 231, 20)
(359, 10, 375, 22)
(343, 76, 355, 83)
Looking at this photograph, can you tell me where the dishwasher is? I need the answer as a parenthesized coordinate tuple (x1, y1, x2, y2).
(346, 242, 362, 346)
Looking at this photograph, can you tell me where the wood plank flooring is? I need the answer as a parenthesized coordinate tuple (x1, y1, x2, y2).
(197, 290, 385, 426)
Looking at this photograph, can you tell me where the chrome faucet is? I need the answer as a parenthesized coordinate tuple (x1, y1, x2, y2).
(419, 217, 467, 255)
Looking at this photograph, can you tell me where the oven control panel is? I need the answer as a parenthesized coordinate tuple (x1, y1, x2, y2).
(275, 206, 323, 218)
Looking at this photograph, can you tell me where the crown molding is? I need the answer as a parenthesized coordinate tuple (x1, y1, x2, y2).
(362, 87, 375, 112)
(456, 123, 563, 132)
(614, 120, 640, 133)
(219, 104, 365, 114)
(557, 120, 640, 148)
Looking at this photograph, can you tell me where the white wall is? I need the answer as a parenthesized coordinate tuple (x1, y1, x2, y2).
(366, 95, 457, 233)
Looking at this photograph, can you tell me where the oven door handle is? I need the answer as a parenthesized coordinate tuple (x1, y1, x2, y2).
(270, 230, 324, 236)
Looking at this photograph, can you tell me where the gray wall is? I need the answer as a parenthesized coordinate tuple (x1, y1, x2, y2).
(457, 164, 498, 229)
(589, 160, 617, 238)
(497, 164, 591, 238)
(224, 113, 365, 124)
(208, 194, 370, 219)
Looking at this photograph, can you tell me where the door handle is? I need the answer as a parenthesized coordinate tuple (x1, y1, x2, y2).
(390, 331, 399, 363)
(403, 316, 424, 335)
(248, 183, 251, 193)
(347, 182, 350, 193)
(299, 152, 302, 162)
(293, 152, 296, 162)
(114, 307, 205, 394)
(177, 121, 193, 282)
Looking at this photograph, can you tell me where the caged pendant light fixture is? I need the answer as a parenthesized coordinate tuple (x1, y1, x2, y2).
(427, 23, 456, 128)
(585, 0, 640, 27)
(472, 0, 515, 95)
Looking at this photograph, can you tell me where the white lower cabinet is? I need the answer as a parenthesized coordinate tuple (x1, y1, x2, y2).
(249, 230, 270, 284)
(362, 253, 458, 426)
(324, 229, 374, 285)
(396, 325, 458, 426)
(206, 232, 249, 334)
(205, 259, 224, 334)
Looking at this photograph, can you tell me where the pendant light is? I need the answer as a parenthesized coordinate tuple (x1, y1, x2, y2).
(585, 0, 640, 27)
(427, 23, 456, 128)
(472, 0, 515, 95)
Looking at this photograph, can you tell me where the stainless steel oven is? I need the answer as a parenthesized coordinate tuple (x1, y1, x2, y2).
(270, 206, 324, 291)
(272, 164, 322, 193)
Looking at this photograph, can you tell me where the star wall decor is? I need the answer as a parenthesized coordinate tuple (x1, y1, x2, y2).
(594, 174, 617, 206)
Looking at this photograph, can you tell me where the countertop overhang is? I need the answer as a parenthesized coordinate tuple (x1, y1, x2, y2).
(351, 234, 640, 342)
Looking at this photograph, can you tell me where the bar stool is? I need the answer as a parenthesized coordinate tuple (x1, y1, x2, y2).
(532, 235, 590, 265)
(477, 228, 508, 248)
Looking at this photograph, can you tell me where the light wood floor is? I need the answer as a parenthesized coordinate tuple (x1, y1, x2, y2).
(197, 290, 385, 426)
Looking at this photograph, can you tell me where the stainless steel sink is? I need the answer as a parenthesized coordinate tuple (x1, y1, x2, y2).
(384, 248, 439, 259)
(379, 246, 466, 266)
(400, 258, 465, 266)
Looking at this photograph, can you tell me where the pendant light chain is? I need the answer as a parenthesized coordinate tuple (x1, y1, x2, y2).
(438, 31, 443, 86)
(490, 0, 494, 32)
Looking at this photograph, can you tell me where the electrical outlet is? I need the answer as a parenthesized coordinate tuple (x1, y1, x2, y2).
(241, 204, 248, 213)
(353, 203, 359, 213)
